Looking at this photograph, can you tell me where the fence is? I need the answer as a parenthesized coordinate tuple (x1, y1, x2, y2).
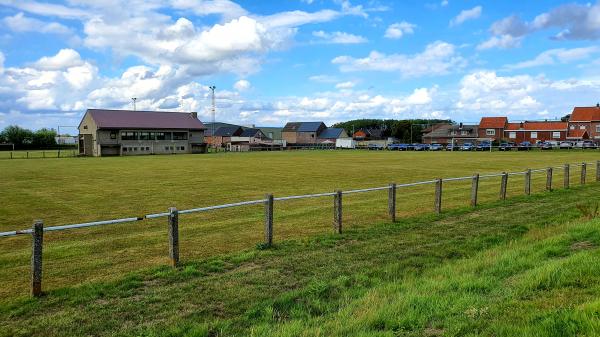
(1, 160, 599, 297)
(0, 149, 78, 160)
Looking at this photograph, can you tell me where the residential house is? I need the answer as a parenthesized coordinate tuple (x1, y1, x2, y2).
(422, 123, 478, 145)
(282, 122, 327, 144)
(318, 128, 349, 143)
(78, 109, 206, 157)
(228, 128, 280, 151)
(352, 128, 384, 140)
(504, 121, 568, 143)
(210, 126, 244, 148)
(566, 105, 600, 140)
(478, 117, 508, 141)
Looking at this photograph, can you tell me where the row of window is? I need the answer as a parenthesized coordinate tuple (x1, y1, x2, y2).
(122, 146, 186, 152)
(569, 125, 600, 132)
(115, 131, 189, 141)
(507, 131, 561, 139)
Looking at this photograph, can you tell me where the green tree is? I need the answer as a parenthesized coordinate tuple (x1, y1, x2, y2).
(33, 128, 57, 148)
(0, 125, 34, 148)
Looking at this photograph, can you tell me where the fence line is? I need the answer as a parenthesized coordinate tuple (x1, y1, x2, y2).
(2, 160, 599, 297)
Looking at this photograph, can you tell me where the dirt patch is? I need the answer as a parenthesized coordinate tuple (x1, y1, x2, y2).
(570, 241, 595, 251)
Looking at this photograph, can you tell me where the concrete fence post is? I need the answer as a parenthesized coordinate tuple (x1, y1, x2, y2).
(10, 152, 12, 159)
(525, 169, 531, 195)
(333, 190, 342, 234)
(264, 194, 273, 247)
(388, 183, 396, 222)
(470, 174, 479, 207)
(564, 164, 570, 189)
(26, 151, 29, 159)
(31, 220, 43, 297)
(546, 167, 553, 191)
(500, 172, 508, 200)
(42, 151, 45, 158)
(581, 162, 587, 185)
(167, 207, 179, 267)
(434, 179, 442, 214)
(596, 160, 600, 182)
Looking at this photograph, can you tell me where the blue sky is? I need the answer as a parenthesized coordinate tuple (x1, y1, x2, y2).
(0, 0, 599, 131)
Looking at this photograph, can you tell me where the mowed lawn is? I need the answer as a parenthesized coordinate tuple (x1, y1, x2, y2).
(0, 150, 599, 300)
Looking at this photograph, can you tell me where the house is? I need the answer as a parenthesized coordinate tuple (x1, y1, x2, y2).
(78, 109, 206, 156)
(352, 128, 384, 140)
(282, 122, 327, 144)
(227, 128, 280, 151)
(210, 126, 244, 148)
(478, 117, 508, 140)
(504, 121, 568, 143)
(318, 128, 349, 143)
(204, 122, 242, 146)
(567, 104, 600, 140)
(422, 123, 478, 145)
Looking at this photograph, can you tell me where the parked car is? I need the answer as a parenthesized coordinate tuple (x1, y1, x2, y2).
(499, 142, 516, 151)
(582, 140, 597, 149)
(446, 143, 456, 151)
(368, 143, 384, 150)
(539, 141, 553, 150)
(460, 143, 474, 151)
(476, 141, 492, 151)
(397, 143, 410, 151)
(413, 143, 429, 151)
(430, 143, 443, 151)
(559, 141, 573, 149)
(517, 141, 532, 151)
(387, 143, 401, 151)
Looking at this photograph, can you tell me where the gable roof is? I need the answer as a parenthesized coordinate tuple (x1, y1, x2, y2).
(204, 122, 242, 136)
(283, 122, 326, 133)
(239, 128, 269, 138)
(479, 117, 508, 129)
(213, 126, 243, 137)
(422, 124, 453, 138)
(567, 129, 589, 139)
(570, 106, 600, 121)
(505, 121, 567, 131)
(319, 128, 346, 139)
(85, 109, 205, 130)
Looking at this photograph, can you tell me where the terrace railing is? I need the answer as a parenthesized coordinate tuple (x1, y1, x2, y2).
(1, 161, 599, 297)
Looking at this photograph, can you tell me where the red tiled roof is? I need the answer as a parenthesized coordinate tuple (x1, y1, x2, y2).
(570, 106, 600, 121)
(504, 121, 567, 131)
(479, 117, 507, 128)
(86, 109, 206, 130)
(567, 129, 589, 138)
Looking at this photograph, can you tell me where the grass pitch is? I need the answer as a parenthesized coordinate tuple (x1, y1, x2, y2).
(0, 150, 599, 301)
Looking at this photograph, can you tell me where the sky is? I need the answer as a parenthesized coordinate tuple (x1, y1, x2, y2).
(0, 1, 600, 132)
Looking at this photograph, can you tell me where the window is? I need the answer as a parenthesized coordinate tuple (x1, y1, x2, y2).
(156, 132, 171, 140)
(180, 146, 185, 151)
(133, 147, 138, 151)
(139, 132, 150, 140)
(121, 131, 138, 140)
(486, 129, 495, 136)
(570, 125, 575, 130)
(596, 125, 600, 133)
(146, 147, 150, 151)
(461, 131, 468, 136)
(580, 125, 586, 130)
(110, 131, 117, 139)
(173, 132, 187, 140)
(553, 132, 561, 138)
(148, 132, 156, 140)
(123, 147, 128, 152)
(509, 132, 516, 139)
(530, 132, 537, 138)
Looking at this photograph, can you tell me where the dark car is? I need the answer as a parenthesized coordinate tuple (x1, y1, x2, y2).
(499, 142, 516, 151)
(518, 141, 532, 151)
(368, 143, 384, 150)
(430, 143, 443, 151)
(476, 141, 492, 151)
(539, 141, 553, 150)
(387, 143, 401, 151)
(460, 143, 474, 151)
(398, 143, 410, 151)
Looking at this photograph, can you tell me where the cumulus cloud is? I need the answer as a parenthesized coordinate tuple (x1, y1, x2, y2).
(506, 46, 600, 69)
(332, 41, 466, 78)
(335, 81, 355, 89)
(312, 30, 367, 44)
(234, 79, 251, 91)
(450, 6, 482, 27)
(3, 12, 73, 35)
(384, 21, 416, 39)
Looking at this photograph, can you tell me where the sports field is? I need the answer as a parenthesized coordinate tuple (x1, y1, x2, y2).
(0, 150, 599, 301)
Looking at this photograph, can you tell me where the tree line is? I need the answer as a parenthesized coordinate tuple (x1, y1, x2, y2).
(332, 119, 453, 143)
(0, 125, 60, 149)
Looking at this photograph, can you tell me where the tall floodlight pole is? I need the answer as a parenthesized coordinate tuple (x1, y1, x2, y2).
(131, 97, 137, 111)
(209, 86, 216, 150)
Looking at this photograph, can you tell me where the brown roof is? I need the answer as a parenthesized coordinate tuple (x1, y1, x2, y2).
(86, 109, 205, 130)
(505, 121, 567, 131)
(567, 129, 589, 138)
(479, 117, 507, 128)
(570, 106, 600, 121)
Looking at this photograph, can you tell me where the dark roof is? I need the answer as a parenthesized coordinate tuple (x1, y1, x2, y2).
(240, 128, 269, 138)
(86, 109, 205, 130)
(283, 122, 326, 132)
(204, 122, 242, 136)
(213, 126, 243, 137)
(319, 128, 346, 139)
(422, 124, 453, 138)
(256, 127, 282, 140)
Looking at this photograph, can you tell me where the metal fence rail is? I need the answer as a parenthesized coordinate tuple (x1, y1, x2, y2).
(2, 160, 599, 297)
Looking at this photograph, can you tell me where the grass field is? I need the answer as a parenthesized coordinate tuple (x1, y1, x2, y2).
(1, 183, 599, 336)
(1, 150, 599, 302)
(0, 149, 78, 159)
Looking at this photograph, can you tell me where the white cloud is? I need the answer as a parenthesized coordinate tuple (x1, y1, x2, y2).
(450, 6, 482, 26)
(3, 12, 73, 35)
(335, 81, 355, 89)
(506, 46, 600, 69)
(477, 34, 523, 50)
(0, 0, 90, 19)
(384, 21, 416, 39)
(332, 41, 466, 78)
(170, 0, 248, 22)
(34, 49, 84, 70)
(234, 79, 251, 91)
(312, 30, 367, 44)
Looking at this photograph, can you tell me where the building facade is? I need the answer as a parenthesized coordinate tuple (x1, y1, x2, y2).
(78, 109, 206, 157)
(478, 117, 508, 141)
(567, 105, 600, 140)
(504, 122, 568, 143)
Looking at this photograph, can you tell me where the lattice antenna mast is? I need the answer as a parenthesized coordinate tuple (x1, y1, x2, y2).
(209, 86, 216, 148)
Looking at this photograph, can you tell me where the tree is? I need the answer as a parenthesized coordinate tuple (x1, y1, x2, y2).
(33, 128, 57, 148)
(0, 125, 34, 147)
(332, 118, 453, 143)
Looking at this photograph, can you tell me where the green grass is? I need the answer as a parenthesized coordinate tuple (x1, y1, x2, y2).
(0, 150, 599, 301)
(1, 183, 599, 336)
(0, 149, 78, 159)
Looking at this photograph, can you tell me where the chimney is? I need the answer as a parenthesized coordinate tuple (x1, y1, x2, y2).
(519, 122, 524, 129)
(596, 102, 599, 108)
(191, 111, 198, 119)
(459, 122, 463, 129)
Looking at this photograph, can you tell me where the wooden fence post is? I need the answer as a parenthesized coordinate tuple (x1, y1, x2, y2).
(471, 174, 479, 207)
(564, 164, 570, 189)
(524, 169, 531, 195)
(581, 163, 587, 185)
(31, 220, 43, 297)
(167, 207, 179, 267)
(434, 179, 442, 214)
(388, 183, 396, 222)
(333, 190, 342, 234)
(10, 152, 12, 159)
(546, 167, 553, 191)
(500, 172, 508, 200)
(42, 151, 45, 158)
(596, 160, 600, 182)
(264, 194, 273, 246)
(26, 151, 29, 159)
